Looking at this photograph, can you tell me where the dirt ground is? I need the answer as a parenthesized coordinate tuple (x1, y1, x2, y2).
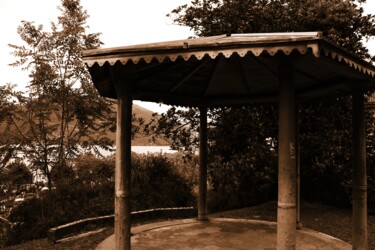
(211, 200, 375, 250)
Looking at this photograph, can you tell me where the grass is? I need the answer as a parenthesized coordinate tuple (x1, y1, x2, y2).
(3, 201, 374, 249)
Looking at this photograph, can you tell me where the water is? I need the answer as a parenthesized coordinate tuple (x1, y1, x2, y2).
(98, 146, 178, 156)
(131, 146, 177, 154)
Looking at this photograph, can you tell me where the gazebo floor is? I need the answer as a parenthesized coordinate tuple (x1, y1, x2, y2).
(96, 218, 351, 250)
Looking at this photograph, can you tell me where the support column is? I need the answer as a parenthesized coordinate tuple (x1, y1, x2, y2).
(296, 110, 302, 229)
(198, 106, 208, 221)
(277, 60, 297, 250)
(352, 91, 368, 250)
(115, 82, 133, 250)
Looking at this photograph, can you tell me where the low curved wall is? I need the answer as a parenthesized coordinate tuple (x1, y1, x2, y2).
(48, 207, 196, 243)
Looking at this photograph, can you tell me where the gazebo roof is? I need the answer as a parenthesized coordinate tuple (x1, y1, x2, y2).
(82, 32, 375, 107)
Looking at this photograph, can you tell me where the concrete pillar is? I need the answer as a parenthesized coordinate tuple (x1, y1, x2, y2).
(198, 106, 208, 220)
(277, 59, 297, 250)
(115, 82, 133, 250)
(352, 91, 368, 250)
(296, 111, 302, 229)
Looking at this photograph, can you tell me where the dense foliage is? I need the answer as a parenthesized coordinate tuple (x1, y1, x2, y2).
(0, 161, 33, 209)
(2, 153, 195, 246)
(0, 85, 19, 171)
(207, 106, 278, 209)
(131, 154, 196, 210)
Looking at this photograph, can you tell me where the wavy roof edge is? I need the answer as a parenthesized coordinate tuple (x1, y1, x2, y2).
(81, 32, 375, 77)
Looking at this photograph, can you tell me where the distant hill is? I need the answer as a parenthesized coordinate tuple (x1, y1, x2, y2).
(133, 104, 156, 124)
(113, 103, 170, 146)
(0, 103, 170, 147)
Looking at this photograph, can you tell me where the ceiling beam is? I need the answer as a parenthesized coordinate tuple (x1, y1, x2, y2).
(238, 55, 252, 94)
(204, 56, 224, 97)
(168, 58, 210, 94)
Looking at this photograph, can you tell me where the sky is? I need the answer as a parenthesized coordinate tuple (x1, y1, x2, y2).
(0, 0, 375, 113)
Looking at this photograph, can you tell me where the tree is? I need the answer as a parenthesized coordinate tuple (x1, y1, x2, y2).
(0, 161, 32, 203)
(74, 153, 114, 185)
(6, 161, 32, 188)
(0, 84, 19, 172)
(159, 0, 375, 207)
(8, 0, 116, 189)
(145, 107, 201, 153)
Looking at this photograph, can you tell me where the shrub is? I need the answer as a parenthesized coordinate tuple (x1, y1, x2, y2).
(6, 198, 50, 245)
(3, 153, 195, 246)
(208, 153, 277, 212)
(131, 154, 196, 210)
(5, 180, 114, 245)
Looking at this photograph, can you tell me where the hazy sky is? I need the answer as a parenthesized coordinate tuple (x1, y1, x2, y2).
(0, 0, 375, 112)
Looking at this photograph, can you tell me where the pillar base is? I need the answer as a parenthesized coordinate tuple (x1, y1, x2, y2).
(197, 217, 209, 222)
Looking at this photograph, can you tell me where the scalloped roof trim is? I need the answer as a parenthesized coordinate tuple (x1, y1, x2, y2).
(322, 48, 375, 77)
(85, 44, 317, 67)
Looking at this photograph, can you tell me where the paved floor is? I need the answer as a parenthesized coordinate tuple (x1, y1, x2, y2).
(96, 218, 351, 250)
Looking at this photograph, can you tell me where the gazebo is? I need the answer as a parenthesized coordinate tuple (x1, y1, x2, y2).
(82, 32, 374, 250)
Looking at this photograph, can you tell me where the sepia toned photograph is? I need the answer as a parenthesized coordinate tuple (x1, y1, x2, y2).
(1, 1, 375, 249)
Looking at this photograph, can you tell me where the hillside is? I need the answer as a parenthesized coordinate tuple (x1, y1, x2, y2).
(123, 104, 170, 146)
(133, 104, 157, 124)
(0, 103, 170, 147)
